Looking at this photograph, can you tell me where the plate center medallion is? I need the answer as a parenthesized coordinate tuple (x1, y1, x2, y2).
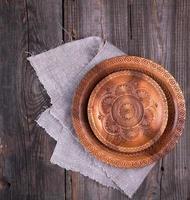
(112, 95, 144, 128)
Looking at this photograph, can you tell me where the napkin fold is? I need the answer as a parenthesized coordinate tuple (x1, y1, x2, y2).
(28, 36, 155, 198)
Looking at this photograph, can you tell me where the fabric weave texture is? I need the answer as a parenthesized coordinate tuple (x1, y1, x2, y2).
(28, 36, 155, 198)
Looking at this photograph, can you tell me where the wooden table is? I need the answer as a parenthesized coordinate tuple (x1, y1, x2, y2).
(0, 1, 189, 199)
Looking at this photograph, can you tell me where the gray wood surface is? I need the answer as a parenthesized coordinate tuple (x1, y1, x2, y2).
(0, 0, 189, 199)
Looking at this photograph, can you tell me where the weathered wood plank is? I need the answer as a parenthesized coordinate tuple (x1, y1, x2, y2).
(26, 1, 66, 199)
(0, 0, 64, 199)
(64, 1, 115, 199)
(0, 1, 30, 199)
(160, 1, 190, 199)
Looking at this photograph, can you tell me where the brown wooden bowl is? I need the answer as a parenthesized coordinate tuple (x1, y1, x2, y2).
(88, 70, 168, 153)
(72, 56, 186, 168)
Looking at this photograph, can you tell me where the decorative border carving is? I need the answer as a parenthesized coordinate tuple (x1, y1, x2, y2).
(72, 56, 186, 168)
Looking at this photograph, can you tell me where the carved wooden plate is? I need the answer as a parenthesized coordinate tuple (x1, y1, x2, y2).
(72, 56, 186, 168)
(88, 71, 168, 153)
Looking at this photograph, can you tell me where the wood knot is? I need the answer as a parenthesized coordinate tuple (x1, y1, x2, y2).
(0, 177, 10, 190)
(161, 166, 164, 172)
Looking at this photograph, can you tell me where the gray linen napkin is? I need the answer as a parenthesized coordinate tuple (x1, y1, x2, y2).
(28, 36, 155, 198)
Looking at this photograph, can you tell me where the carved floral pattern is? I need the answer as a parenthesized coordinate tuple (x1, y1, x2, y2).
(141, 109, 154, 127)
(100, 78, 157, 141)
(104, 115, 120, 135)
(136, 89, 150, 108)
(101, 95, 115, 113)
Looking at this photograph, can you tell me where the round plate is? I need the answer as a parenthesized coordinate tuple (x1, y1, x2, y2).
(72, 56, 186, 168)
(88, 71, 168, 153)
